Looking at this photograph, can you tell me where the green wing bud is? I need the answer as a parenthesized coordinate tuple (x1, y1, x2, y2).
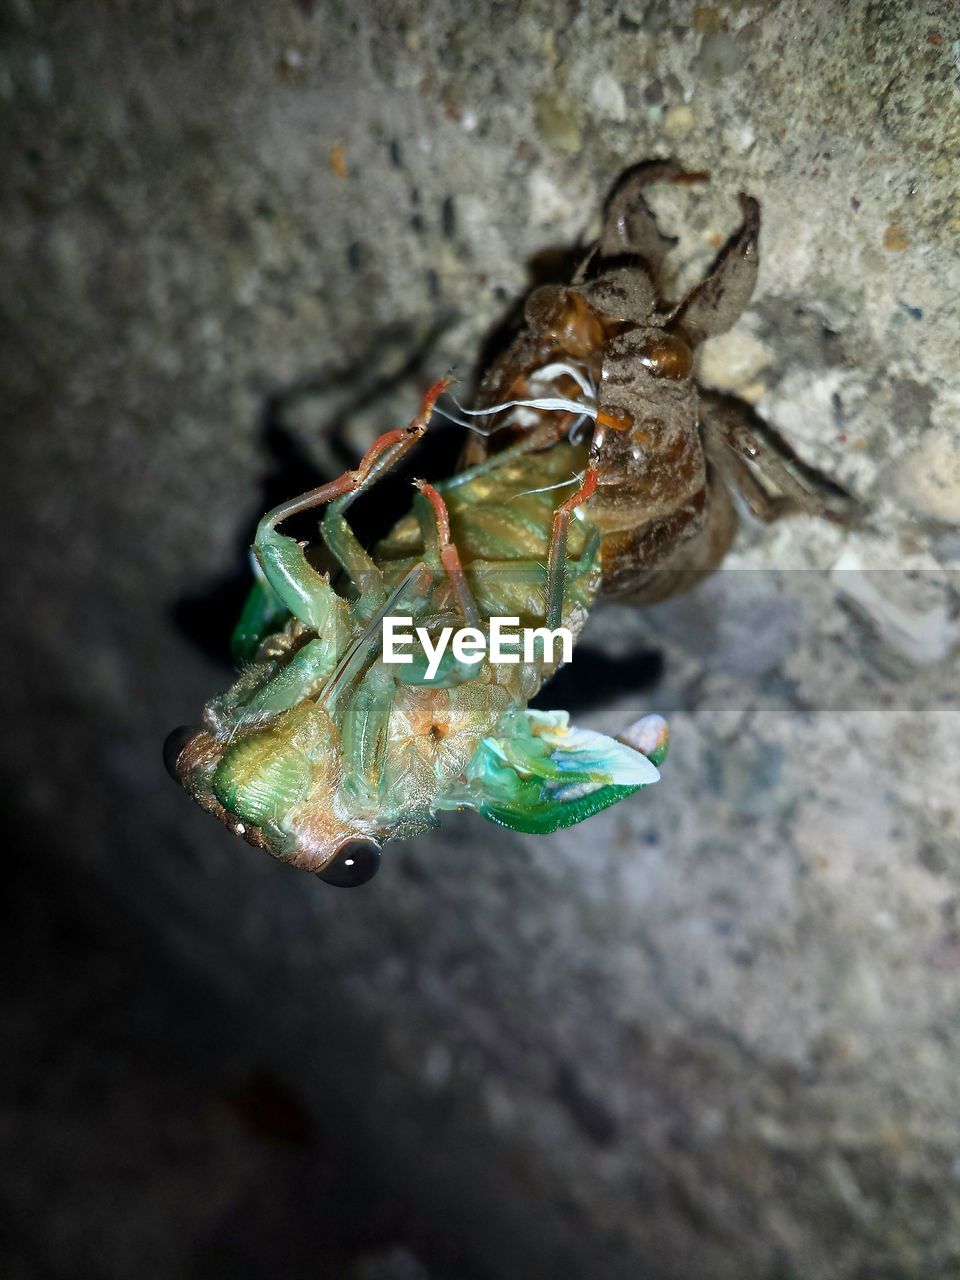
(443, 708, 663, 834)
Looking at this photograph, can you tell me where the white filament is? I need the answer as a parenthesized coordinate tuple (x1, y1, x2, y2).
(529, 361, 595, 399)
(455, 394, 598, 420)
(507, 470, 586, 502)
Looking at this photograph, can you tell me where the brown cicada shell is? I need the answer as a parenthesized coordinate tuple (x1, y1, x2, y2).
(462, 160, 859, 604)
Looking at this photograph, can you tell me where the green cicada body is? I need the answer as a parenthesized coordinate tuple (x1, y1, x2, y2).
(168, 397, 666, 883)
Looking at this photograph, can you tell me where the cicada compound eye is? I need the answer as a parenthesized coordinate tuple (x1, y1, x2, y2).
(317, 840, 382, 888)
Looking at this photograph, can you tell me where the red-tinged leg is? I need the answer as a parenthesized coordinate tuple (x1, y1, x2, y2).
(254, 379, 451, 628)
(261, 377, 451, 534)
(413, 479, 481, 629)
(546, 466, 598, 629)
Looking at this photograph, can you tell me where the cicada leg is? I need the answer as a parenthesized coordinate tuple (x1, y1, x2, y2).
(338, 661, 396, 807)
(413, 479, 481, 628)
(670, 194, 760, 345)
(594, 161, 685, 263)
(253, 379, 450, 630)
(231, 555, 294, 664)
(320, 380, 449, 615)
(575, 158, 709, 287)
(545, 466, 598, 629)
(701, 389, 864, 526)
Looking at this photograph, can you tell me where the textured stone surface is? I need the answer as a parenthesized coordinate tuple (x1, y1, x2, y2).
(3, 2, 959, 1277)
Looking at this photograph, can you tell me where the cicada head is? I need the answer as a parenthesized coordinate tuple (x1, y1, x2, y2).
(165, 701, 388, 885)
(164, 664, 520, 885)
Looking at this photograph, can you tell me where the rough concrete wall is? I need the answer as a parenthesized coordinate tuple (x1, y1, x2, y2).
(2, 1, 959, 1277)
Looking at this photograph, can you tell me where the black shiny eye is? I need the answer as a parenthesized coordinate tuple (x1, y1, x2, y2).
(163, 725, 196, 782)
(317, 840, 381, 887)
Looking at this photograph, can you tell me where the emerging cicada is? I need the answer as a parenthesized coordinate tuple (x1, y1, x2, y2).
(166, 161, 856, 884)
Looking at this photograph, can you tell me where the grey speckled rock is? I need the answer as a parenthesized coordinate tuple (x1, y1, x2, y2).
(2, 2, 958, 1277)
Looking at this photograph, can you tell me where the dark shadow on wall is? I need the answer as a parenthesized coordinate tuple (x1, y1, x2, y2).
(0, 830, 447, 1280)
